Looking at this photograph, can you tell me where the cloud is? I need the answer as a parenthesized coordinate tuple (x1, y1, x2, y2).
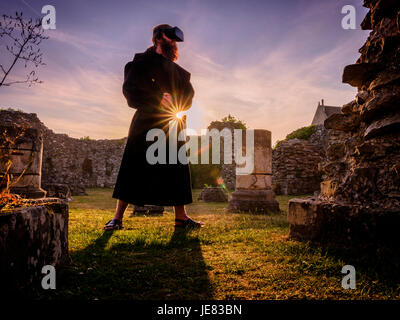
(0, 0, 370, 146)
(180, 28, 368, 144)
(0, 65, 133, 139)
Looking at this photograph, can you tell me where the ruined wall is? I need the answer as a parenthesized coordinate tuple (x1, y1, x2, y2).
(42, 132, 126, 192)
(272, 125, 327, 195)
(0, 110, 126, 194)
(288, 0, 400, 247)
(320, 0, 400, 211)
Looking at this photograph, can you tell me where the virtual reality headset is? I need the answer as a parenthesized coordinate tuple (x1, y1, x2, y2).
(155, 26, 184, 42)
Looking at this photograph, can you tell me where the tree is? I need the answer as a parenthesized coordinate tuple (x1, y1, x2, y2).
(220, 114, 247, 130)
(0, 11, 48, 87)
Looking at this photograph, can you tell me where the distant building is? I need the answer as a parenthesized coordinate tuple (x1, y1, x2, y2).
(311, 99, 341, 125)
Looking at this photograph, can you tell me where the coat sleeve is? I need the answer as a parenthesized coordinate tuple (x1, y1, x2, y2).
(181, 80, 194, 111)
(177, 71, 195, 112)
(122, 57, 163, 112)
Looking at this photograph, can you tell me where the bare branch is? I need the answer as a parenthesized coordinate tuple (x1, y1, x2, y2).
(0, 12, 48, 88)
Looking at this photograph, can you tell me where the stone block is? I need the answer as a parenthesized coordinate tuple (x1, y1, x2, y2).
(0, 198, 70, 292)
(288, 198, 400, 248)
(236, 174, 271, 190)
(227, 189, 279, 213)
(198, 187, 228, 202)
(320, 180, 338, 197)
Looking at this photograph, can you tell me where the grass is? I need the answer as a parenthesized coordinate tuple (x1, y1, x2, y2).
(37, 188, 399, 300)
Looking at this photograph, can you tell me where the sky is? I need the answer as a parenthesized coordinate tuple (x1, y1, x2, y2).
(0, 0, 370, 145)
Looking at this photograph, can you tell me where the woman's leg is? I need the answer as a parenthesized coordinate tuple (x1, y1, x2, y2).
(113, 199, 129, 221)
(174, 205, 189, 221)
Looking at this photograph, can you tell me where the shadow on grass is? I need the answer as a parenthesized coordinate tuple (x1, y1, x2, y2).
(288, 241, 400, 293)
(53, 228, 213, 300)
(323, 245, 400, 289)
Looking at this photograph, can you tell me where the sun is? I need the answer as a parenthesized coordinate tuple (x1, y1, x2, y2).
(176, 111, 185, 119)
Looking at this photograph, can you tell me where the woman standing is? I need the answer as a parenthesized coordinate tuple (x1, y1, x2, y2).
(105, 24, 203, 231)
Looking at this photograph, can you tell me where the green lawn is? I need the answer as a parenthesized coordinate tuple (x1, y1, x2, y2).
(38, 188, 399, 300)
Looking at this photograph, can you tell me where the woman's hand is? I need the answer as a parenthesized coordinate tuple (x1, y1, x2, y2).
(159, 92, 174, 111)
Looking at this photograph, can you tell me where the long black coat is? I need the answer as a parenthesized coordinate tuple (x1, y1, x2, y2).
(112, 46, 194, 206)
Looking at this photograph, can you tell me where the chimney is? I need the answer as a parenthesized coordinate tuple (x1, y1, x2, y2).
(321, 99, 324, 106)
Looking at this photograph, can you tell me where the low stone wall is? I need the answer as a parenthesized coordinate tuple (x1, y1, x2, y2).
(0, 198, 70, 293)
(0, 110, 126, 194)
(288, 198, 400, 249)
(272, 137, 324, 195)
(42, 133, 126, 190)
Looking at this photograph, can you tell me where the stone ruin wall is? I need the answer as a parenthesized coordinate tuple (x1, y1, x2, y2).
(320, 0, 400, 211)
(287, 0, 400, 248)
(272, 124, 329, 195)
(0, 110, 126, 195)
(1, 110, 333, 196)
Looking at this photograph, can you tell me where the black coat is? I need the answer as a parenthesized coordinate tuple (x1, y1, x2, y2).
(112, 46, 195, 206)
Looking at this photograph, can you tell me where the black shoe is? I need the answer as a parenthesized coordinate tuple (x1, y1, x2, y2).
(104, 219, 124, 231)
(175, 218, 203, 230)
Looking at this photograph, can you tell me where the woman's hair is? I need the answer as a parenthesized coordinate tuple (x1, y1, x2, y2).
(152, 24, 173, 45)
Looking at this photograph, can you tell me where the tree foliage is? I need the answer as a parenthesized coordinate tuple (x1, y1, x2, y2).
(220, 114, 247, 129)
(273, 124, 317, 149)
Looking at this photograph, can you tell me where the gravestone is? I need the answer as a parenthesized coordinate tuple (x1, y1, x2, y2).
(228, 129, 280, 213)
(0, 125, 46, 198)
(198, 187, 228, 202)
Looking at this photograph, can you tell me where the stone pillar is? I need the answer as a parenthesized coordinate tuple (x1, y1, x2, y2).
(0, 125, 46, 198)
(228, 129, 280, 213)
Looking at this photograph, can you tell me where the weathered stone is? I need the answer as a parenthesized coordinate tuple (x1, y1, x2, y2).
(198, 187, 228, 202)
(68, 184, 87, 196)
(228, 189, 279, 213)
(360, 93, 400, 122)
(228, 129, 279, 213)
(42, 183, 71, 199)
(236, 174, 271, 190)
(320, 180, 338, 197)
(324, 113, 360, 132)
(0, 125, 46, 198)
(341, 100, 358, 114)
(361, 10, 372, 30)
(355, 91, 370, 105)
(364, 113, 400, 139)
(0, 110, 126, 192)
(288, 198, 400, 248)
(370, 0, 400, 27)
(326, 143, 346, 161)
(272, 130, 325, 195)
(368, 71, 400, 90)
(342, 63, 379, 88)
(0, 198, 70, 291)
